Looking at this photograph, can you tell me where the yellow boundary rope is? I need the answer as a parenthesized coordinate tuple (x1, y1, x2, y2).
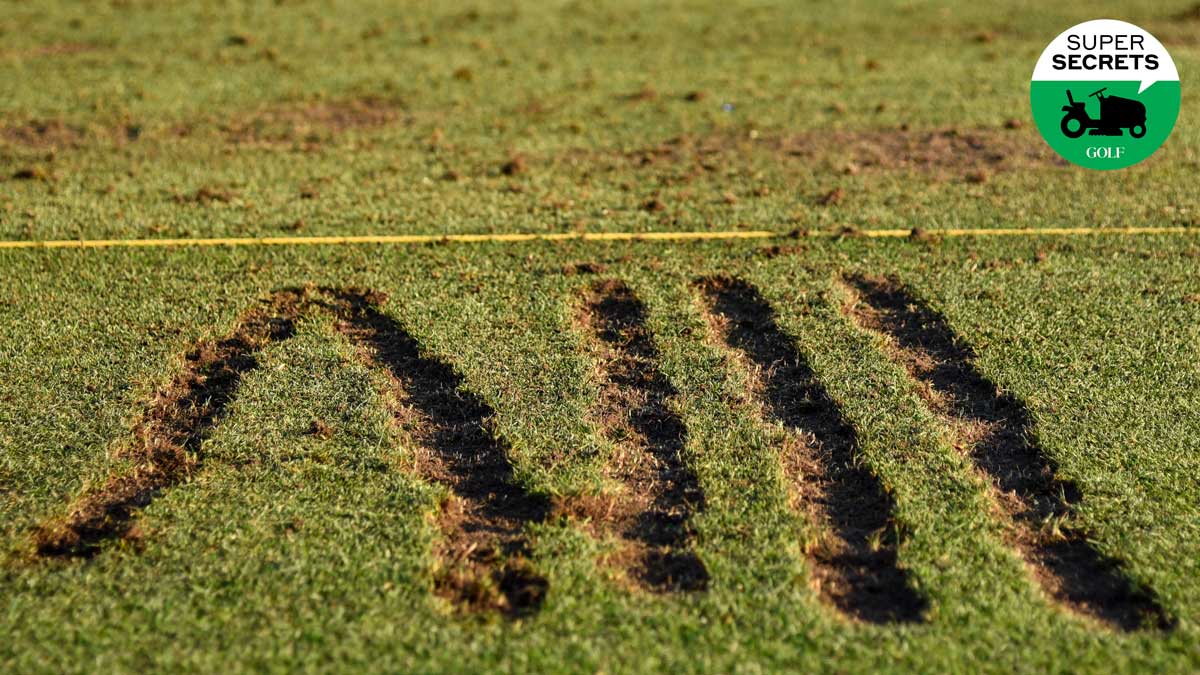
(0, 227, 1194, 250)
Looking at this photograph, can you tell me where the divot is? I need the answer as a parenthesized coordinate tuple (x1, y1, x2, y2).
(571, 279, 709, 593)
(321, 288, 549, 618)
(843, 274, 1173, 632)
(696, 276, 926, 624)
(30, 287, 549, 618)
(33, 289, 306, 558)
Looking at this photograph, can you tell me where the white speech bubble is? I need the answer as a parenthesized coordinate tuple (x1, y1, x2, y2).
(1031, 19, 1178, 94)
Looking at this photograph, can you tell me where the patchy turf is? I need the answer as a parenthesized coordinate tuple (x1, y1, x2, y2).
(2, 0, 1200, 673)
(842, 275, 1172, 632)
(32, 289, 304, 559)
(572, 278, 708, 593)
(323, 288, 550, 617)
(697, 276, 926, 624)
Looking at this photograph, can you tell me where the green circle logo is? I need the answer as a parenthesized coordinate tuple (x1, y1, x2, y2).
(1030, 19, 1180, 170)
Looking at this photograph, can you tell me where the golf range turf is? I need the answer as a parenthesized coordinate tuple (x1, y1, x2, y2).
(2, 0, 1200, 672)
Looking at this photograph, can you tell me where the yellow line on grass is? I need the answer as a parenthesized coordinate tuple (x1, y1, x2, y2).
(0, 226, 1194, 250)
(905, 226, 1196, 237)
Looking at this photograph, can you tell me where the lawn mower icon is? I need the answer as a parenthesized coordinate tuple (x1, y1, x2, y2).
(1060, 88, 1146, 139)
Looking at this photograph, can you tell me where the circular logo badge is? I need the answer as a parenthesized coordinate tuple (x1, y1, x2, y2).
(1031, 19, 1180, 170)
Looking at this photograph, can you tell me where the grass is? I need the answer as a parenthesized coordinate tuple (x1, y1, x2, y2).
(2, 0, 1200, 672)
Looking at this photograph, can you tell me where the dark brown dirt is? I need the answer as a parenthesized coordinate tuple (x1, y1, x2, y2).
(594, 126, 1058, 179)
(33, 289, 306, 558)
(816, 188, 845, 206)
(908, 227, 940, 243)
(4, 98, 401, 154)
(573, 279, 708, 593)
(322, 289, 548, 618)
(11, 167, 51, 181)
(500, 155, 527, 176)
(783, 127, 1056, 173)
(2, 119, 88, 151)
(221, 98, 402, 146)
(696, 276, 926, 624)
(561, 261, 607, 276)
(642, 197, 667, 212)
(758, 244, 806, 259)
(175, 185, 237, 205)
(843, 275, 1173, 632)
(306, 419, 333, 439)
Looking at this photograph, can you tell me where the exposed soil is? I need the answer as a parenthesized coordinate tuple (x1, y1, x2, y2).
(642, 197, 667, 212)
(592, 126, 1058, 179)
(2, 119, 89, 151)
(572, 279, 708, 593)
(500, 155, 527, 176)
(34, 286, 548, 617)
(561, 261, 607, 276)
(11, 166, 52, 181)
(696, 276, 926, 624)
(221, 98, 403, 146)
(3, 97, 402, 155)
(758, 244, 807, 259)
(816, 188, 845, 206)
(306, 419, 333, 439)
(175, 185, 238, 205)
(33, 289, 306, 558)
(322, 289, 549, 617)
(843, 275, 1173, 632)
(785, 127, 1053, 173)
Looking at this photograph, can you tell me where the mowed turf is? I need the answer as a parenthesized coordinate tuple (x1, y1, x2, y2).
(2, 0, 1200, 672)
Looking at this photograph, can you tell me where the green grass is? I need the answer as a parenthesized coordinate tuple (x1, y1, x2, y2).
(2, 1, 1200, 672)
